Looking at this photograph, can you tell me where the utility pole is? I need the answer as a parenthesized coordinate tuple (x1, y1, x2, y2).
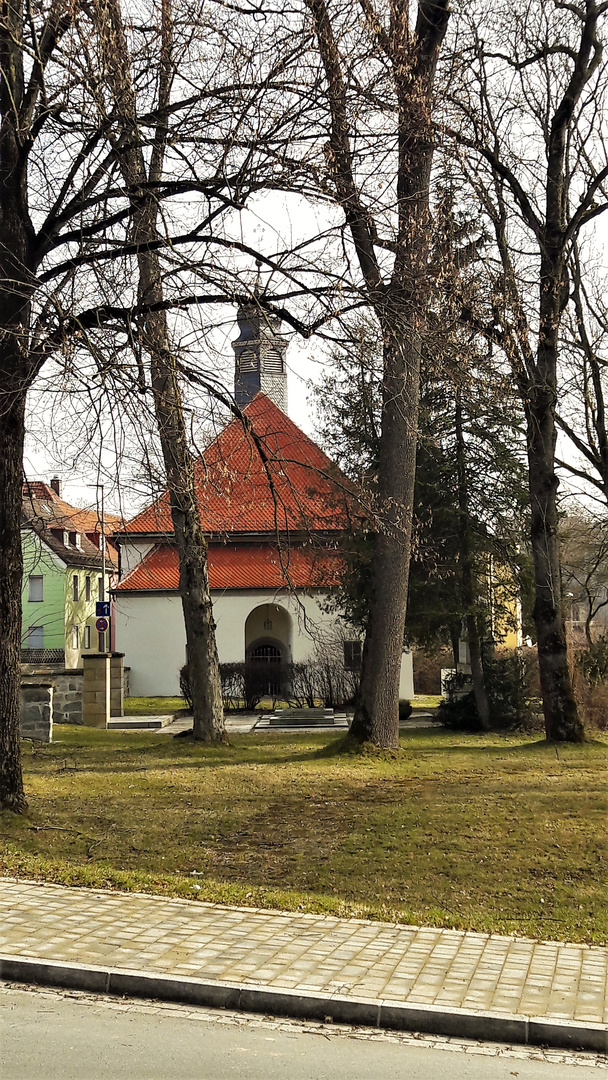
(88, 484, 106, 652)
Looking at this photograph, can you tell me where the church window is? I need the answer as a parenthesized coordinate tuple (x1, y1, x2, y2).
(343, 640, 362, 671)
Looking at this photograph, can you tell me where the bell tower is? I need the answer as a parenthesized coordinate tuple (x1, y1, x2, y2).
(233, 300, 288, 413)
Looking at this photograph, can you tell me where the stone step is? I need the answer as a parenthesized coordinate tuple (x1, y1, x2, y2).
(269, 715, 336, 727)
(107, 715, 174, 730)
(274, 708, 334, 719)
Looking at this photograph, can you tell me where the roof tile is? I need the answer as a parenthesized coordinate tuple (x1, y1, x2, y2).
(116, 543, 344, 592)
(121, 394, 349, 536)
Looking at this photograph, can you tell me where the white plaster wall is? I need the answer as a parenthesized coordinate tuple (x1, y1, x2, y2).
(114, 589, 338, 696)
(118, 540, 156, 576)
(399, 649, 414, 701)
(114, 594, 186, 696)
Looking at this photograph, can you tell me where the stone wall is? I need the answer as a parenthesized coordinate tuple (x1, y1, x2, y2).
(20, 683, 53, 742)
(21, 665, 84, 725)
(110, 653, 125, 717)
(53, 671, 84, 725)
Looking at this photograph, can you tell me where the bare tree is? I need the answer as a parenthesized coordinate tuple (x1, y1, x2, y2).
(0, 0, 305, 807)
(284, 0, 451, 747)
(557, 243, 608, 509)
(561, 513, 608, 646)
(91, 0, 225, 741)
(448, 0, 608, 741)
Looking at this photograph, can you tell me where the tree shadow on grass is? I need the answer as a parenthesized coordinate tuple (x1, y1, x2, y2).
(31, 727, 607, 780)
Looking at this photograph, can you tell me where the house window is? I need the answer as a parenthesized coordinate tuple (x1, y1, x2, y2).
(73, 575, 79, 601)
(26, 626, 44, 649)
(63, 531, 70, 547)
(28, 575, 44, 602)
(98, 576, 103, 600)
(84, 625, 91, 649)
(343, 640, 362, 671)
(72, 624, 79, 649)
(85, 576, 91, 601)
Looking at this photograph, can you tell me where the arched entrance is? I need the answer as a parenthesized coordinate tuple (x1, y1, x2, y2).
(245, 604, 292, 700)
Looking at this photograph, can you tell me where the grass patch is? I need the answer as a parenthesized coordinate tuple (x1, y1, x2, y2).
(3, 726, 607, 943)
(411, 695, 442, 710)
(124, 697, 185, 716)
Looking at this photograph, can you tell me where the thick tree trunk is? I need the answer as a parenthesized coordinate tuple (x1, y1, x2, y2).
(351, 327, 419, 746)
(0, 388, 28, 811)
(528, 412, 583, 740)
(148, 330, 225, 742)
(0, 1, 34, 810)
(96, 0, 225, 740)
(308, 0, 449, 746)
(529, 255, 582, 741)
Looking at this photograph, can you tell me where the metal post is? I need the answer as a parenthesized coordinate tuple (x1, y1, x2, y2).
(100, 484, 106, 652)
(88, 482, 106, 652)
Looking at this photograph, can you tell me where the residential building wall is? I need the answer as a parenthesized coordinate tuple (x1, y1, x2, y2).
(22, 533, 66, 653)
(22, 531, 104, 667)
(64, 566, 103, 668)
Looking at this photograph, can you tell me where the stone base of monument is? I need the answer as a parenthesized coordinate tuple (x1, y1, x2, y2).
(256, 707, 349, 730)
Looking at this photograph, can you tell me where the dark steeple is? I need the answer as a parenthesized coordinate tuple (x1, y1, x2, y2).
(232, 299, 288, 413)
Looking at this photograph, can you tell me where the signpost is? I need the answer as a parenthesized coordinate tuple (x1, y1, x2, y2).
(96, 617, 109, 633)
(89, 483, 107, 651)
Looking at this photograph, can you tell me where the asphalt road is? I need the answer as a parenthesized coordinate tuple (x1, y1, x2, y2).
(0, 985, 603, 1080)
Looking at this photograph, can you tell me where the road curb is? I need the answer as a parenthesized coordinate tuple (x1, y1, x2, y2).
(1, 954, 606, 1053)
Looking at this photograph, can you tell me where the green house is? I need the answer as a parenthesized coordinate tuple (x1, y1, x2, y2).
(22, 480, 118, 667)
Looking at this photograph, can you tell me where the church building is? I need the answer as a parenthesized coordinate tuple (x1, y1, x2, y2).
(113, 305, 414, 701)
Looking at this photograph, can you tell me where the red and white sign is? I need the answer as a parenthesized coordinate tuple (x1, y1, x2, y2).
(95, 617, 109, 632)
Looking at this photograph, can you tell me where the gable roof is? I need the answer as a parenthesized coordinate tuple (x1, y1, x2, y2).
(22, 482, 120, 570)
(116, 542, 343, 593)
(22, 482, 123, 535)
(120, 394, 350, 538)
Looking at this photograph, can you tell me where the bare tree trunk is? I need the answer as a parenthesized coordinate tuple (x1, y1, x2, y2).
(0, 385, 28, 811)
(145, 321, 225, 742)
(0, 0, 33, 810)
(96, 0, 224, 740)
(351, 324, 419, 745)
(454, 385, 491, 730)
(530, 259, 583, 740)
(337, 0, 451, 746)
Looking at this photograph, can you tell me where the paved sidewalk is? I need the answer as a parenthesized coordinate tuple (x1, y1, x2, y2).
(1, 879, 606, 1051)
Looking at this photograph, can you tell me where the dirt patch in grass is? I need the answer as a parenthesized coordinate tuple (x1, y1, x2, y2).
(2, 727, 607, 943)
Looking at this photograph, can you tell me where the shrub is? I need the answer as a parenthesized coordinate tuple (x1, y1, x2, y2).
(399, 700, 413, 721)
(179, 664, 193, 711)
(220, 663, 245, 711)
(573, 636, 608, 730)
(437, 650, 537, 732)
(577, 635, 608, 687)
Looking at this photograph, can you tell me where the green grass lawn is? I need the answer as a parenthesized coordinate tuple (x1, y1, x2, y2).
(124, 697, 185, 715)
(2, 727, 606, 944)
(411, 695, 442, 709)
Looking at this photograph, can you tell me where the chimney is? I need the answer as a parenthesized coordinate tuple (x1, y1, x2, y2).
(50, 476, 62, 497)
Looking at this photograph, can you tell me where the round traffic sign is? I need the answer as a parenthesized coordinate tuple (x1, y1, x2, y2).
(95, 617, 109, 632)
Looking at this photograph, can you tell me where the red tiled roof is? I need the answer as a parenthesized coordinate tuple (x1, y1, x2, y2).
(23, 481, 123, 534)
(116, 543, 344, 592)
(22, 482, 122, 569)
(121, 394, 349, 536)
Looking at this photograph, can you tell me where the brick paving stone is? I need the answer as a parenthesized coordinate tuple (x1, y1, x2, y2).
(0, 878, 607, 1031)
